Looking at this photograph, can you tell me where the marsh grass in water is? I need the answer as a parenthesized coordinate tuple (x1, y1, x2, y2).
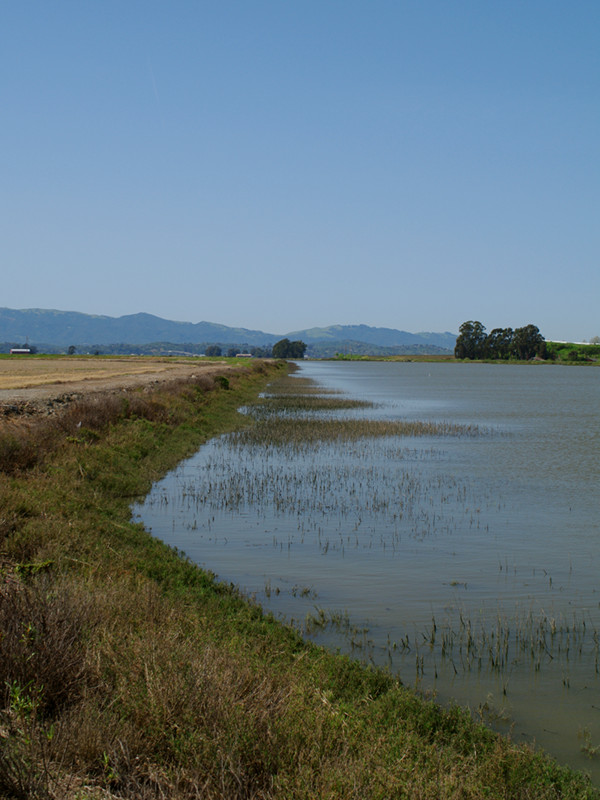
(149, 376, 490, 552)
(242, 380, 484, 445)
(137, 367, 600, 786)
(307, 602, 600, 686)
(3, 363, 591, 797)
(234, 414, 482, 448)
(261, 375, 341, 395)
(256, 394, 376, 412)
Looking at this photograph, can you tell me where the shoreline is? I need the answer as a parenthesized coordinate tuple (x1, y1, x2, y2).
(0, 359, 597, 798)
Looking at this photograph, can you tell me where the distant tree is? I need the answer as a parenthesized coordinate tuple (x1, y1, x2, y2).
(290, 340, 307, 358)
(512, 324, 546, 360)
(590, 336, 600, 344)
(272, 338, 291, 358)
(457, 321, 546, 360)
(272, 338, 307, 359)
(454, 321, 487, 359)
(250, 346, 272, 358)
(205, 345, 222, 357)
(68, 345, 76, 355)
(226, 347, 237, 358)
(484, 328, 513, 359)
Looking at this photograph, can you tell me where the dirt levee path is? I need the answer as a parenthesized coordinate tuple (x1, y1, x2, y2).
(0, 356, 234, 415)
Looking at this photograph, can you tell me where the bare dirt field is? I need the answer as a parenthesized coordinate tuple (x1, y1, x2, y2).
(0, 356, 234, 415)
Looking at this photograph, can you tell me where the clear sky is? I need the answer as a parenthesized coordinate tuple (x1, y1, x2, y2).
(1, 1, 598, 340)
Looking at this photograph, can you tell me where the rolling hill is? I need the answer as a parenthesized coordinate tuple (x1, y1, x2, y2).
(0, 308, 456, 355)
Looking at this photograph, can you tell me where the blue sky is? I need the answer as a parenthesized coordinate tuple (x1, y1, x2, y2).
(1, 1, 598, 340)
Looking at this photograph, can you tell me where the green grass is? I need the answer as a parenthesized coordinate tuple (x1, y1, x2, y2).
(329, 343, 598, 365)
(0, 360, 597, 798)
(546, 341, 600, 363)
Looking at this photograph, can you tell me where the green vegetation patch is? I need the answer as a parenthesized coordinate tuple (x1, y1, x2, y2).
(234, 414, 483, 449)
(258, 395, 375, 412)
(546, 341, 600, 363)
(262, 374, 342, 394)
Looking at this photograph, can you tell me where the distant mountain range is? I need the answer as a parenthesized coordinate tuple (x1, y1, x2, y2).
(0, 308, 457, 355)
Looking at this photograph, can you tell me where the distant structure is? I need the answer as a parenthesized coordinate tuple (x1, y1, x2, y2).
(236, 353, 253, 358)
(10, 348, 32, 354)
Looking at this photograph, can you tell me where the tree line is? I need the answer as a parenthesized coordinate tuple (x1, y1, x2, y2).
(205, 338, 307, 359)
(454, 321, 547, 360)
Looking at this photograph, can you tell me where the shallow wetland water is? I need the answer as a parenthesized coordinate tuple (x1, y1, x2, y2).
(133, 361, 600, 782)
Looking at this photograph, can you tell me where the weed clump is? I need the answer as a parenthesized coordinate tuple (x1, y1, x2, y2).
(0, 578, 93, 716)
(0, 422, 44, 473)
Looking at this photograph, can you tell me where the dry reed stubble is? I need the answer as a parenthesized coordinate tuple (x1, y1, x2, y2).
(0, 371, 231, 475)
(0, 577, 94, 715)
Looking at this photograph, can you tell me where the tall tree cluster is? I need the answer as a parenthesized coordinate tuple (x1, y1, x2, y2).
(455, 321, 546, 360)
(272, 338, 307, 359)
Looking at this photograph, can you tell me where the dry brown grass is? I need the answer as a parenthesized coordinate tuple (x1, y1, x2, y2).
(0, 356, 223, 391)
(0, 371, 239, 474)
(0, 578, 93, 715)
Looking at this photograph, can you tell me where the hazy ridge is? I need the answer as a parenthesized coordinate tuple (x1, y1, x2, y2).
(0, 308, 456, 353)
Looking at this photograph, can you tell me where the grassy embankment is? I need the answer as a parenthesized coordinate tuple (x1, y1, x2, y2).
(0, 360, 598, 799)
(545, 341, 600, 364)
(333, 342, 600, 364)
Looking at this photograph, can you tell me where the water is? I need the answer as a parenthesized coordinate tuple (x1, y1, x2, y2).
(133, 361, 600, 781)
